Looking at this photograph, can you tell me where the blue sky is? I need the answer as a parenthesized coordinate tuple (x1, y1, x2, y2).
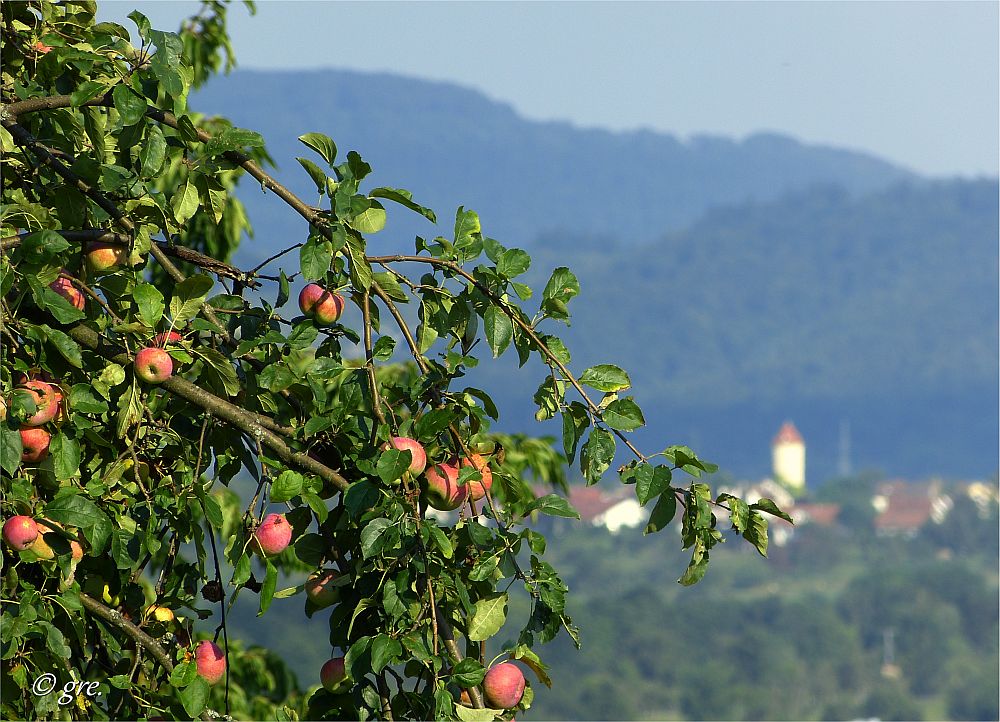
(100, 1, 998, 178)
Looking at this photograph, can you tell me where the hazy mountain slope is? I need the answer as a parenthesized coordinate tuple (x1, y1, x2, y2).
(194, 68, 915, 252)
(468, 180, 999, 480)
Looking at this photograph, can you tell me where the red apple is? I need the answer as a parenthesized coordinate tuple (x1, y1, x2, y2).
(383, 437, 427, 476)
(195, 640, 226, 685)
(482, 662, 526, 709)
(460, 454, 494, 501)
(298, 283, 345, 326)
(20, 427, 50, 462)
(423, 463, 467, 511)
(305, 569, 341, 609)
(84, 241, 127, 273)
(18, 380, 60, 426)
(320, 656, 348, 692)
(49, 275, 85, 310)
(153, 330, 183, 347)
(3, 516, 39, 551)
(253, 513, 292, 556)
(134, 347, 173, 384)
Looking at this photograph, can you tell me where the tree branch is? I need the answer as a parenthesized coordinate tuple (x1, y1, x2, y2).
(79, 591, 174, 673)
(59, 320, 350, 493)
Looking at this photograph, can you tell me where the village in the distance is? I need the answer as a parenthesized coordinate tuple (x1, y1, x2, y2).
(539, 421, 999, 545)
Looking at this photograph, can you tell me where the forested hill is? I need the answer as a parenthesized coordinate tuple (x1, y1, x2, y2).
(195, 68, 914, 246)
(470, 179, 999, 480)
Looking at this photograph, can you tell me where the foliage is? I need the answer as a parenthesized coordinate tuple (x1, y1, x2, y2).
(0, 2, 787, 720)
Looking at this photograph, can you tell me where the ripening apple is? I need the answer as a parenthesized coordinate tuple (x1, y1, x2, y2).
(3, 516, 39, 551)
(49, 275, 85, 310)
(0, 395, 7, 421)
(305, 569, 341, 610)
(459, 454, 494, 501)
(84, 241, 127, 273)
(320, 656, 349, 693)
(134, 347, 173, 384)
(253, 513, 292, 557)
(18, 380, 60, 426)
(298, 283, 345, 326)
(382, 436, 427, 476)
(482, 662, 526, 709)
(147, 605, 175, 623)
(20, 427, 51, 463)
(195, 640, 226, 685)
(153, 330, 183, 347)
(423, 463, 467, 511)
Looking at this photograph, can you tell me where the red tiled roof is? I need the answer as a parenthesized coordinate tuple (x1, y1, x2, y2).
(875, 496, 933, 531)
(535, 485, 631, 522)
(793, 503, 841, 526)
(772, 421, 803, 446)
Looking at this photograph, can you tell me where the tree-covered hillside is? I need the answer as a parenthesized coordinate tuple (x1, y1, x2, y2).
(194, 69, 914, 252)
(471, 180, 999, 480)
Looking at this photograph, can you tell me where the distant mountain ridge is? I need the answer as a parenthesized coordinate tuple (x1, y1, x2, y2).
(195, 68, 916, 252)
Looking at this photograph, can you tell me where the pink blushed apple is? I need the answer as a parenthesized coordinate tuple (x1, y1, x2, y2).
(49, 275, 85, 310)
(298, 283, 345, 326)
(305, 569, 341, 609)
(3, 516, 39, 551)
(482, 662, 526, 709)
(153, 330, 183, 347)
(18, 380, 60, 426)
(195, 640, 226, 685)
(460, 453, 494, 502)
(320, 656, 348, 692)
(253, 513, 292, 557)
(84, 241, 127, 273)
(383, 436, 427, 476)
(423, 463, 467, 511)
(135, 347, 173, 384)
(20, 427, 51, 463)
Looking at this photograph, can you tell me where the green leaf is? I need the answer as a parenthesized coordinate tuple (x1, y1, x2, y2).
(750, 498, 794, 523)
(602, 397, 645, 431)
(203, 127, 265, 156)
(71, 80, 110, 107)
(360, 518, 393, 559)
(455, 706, 502, 722)
(49, 434, 81, 480)
(512, 644, 553, 687)
(634, 464, 672, 506)
(377, 448, 411, 484)
(678, 546, 710, 586)
(133, 283, 164, 327)
(370, 634, 402, 673)
(270, 470, 304, 503)
(293, 534, 327, 566)
(352, 201, 386, 234)
(426, 524, 453, 559)
(343, 480, 380, 520)
(1, 427, 23, 475)
(468, 592, 508, 641)
(170, 179, 199, 225)
(116, 377, 142, 438)
(561, 401, 590, 464)
(580, 428, 615, 485)
(296, 157, 328, 194)
(258, 561, 278, 615)
(524, 494, 580, 519)
(454, 206, 481, 249)
(169, 661, 198, 688)
(743, 510, 770, 557)
(369, 187, 436, 223)
(644, 492, 677, 535)
(542, 266, 580, 304)
(298, 132, 337, 166)
(178, 676, 210, 717)
(483, 306, 513, 358)
(579, 364, 631, 393)
(451, 658, 486, 687)
(138, 125, 166, 178)
(496, 248, 530, 278)
(112, 83, 147, 126)
(169, 274, 214, 324)
(33, 285, 85, 324)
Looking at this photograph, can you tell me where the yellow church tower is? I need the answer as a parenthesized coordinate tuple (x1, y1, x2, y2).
(772, 421, 805, 492)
